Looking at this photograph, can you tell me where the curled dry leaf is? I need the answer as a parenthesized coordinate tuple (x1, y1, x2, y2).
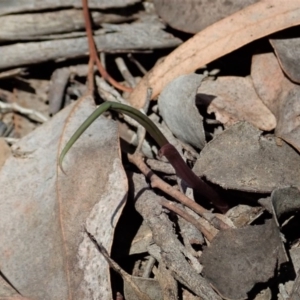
(251, 52, 300, 151)
(200, 219, 287, 300)
(158, 74, 206, 149)
(197, 76, 276, 131)
(193, 122, 300, 193)
(153, 0, 258, 34)
(0, 96, 128, 299)
(129, 0, 300, 108)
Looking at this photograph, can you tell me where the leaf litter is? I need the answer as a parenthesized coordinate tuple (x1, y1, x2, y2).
(1, 1, 300, 300)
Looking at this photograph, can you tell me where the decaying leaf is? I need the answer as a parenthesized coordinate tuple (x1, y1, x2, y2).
(153, 0, 258, 34)
(200, 219, 287, 300)
(158, 74, 206, 149)
(251, 52, 300, 151)
(193, 122, 300, 192)
(0, 97, 128, 299)
(270, 27, 300, 83)
(129, 0, 300, 108)
(197, 76, 276, 131)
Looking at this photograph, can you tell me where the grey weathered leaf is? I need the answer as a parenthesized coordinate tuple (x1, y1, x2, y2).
(0, 96, 128, 299)
(270, 28, 300, 83)
(153, 0, 258, 34)
(193, 122, 300, 192)
(158, 74, 206, 149)
(201, 219, 287, 300)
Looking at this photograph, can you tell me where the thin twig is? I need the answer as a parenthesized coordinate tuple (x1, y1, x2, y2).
(128, 53, 147, 75)
(0, 101, 48, 123)
(115, 57, 136, 88)
(158, 197, 216, 241)
(87, 56, 95, 95)
(128, 152, 229, 231)
(82, 0, 132, 93)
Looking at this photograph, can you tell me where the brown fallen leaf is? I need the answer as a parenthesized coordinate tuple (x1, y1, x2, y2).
(197, 76, 276, 131)
(251, 52, 290, 116)
(153, 0, 258, 34)
(251, 52, 300, 151)
(0, 96, 128, 299)
(129, 0, 300, 108)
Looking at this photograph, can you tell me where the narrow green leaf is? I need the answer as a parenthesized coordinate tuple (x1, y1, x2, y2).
(59, 101, 168, 171)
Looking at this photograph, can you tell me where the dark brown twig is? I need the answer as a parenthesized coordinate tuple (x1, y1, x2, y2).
(82, 0, 133, 93)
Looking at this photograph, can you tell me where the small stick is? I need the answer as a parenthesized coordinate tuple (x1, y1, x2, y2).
(115, 57, 136, 88)
(128, 53, 147, 75)
(158, 197, 216, 241)
(0, 101, 48, 123)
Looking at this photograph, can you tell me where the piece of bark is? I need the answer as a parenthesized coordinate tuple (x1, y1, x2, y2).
(132, 173, 222, 300)
(0, 19, 181, 70)
(155, 263, 178, 300)
(0, 10, 133, 42)
(0, 0, 141, 16)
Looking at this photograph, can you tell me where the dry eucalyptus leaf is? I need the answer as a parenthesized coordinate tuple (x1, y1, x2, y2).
(270, 28, 300, 83)
(153, 0, 258, 34)
(193, 122, 300, 192)
(251, 52, 300, 151)
(200, 219, 287, 300)
(158, 74, 206, 149)
(251, 52, 291, 116)
(0, 97, 128, 299)
(197, 76, 276, 131)
(129, 0, 300, 108)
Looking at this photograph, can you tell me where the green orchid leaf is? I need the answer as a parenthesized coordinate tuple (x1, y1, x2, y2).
(59, 101, 168, 171)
